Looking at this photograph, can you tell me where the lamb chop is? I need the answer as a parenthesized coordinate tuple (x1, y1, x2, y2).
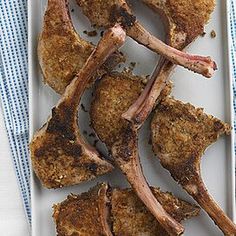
(53, 183, 200, 236)
(38, 0, 124, 94)
(30, 24, 126, 188)
(53, 183, 112, 236)
(91, 74, 185, 236)
(123, 0, 215, 127)
(91, 72, 171, 149)
(112, 187, 199, 236)
(76, 0, 217, 78)
(151, 97, 236, 235)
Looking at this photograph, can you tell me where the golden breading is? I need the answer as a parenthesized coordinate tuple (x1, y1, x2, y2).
(30, 26, 129, 189)
(90, 72, 171, 149)
(53, 183, 112, 236)
(53, 184, 200, 236)
(150, 97, 236, 234)
(111, 188, 200, 236)
(76, 0, 132, 28)
(30, 122, 113, 189)
(143, 0, 215, 48)
(91, 73, 144, 149)
(38, 0, 124, 94)
(151, 97, 231, 170)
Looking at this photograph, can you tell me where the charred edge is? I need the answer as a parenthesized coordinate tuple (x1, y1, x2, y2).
(86, 163, 98, 175)
(110, 5, 136, 29)
(157, 102, 197, 123)
(163, 154, 199, 188)
(117, 125, 136, 162)
(47, 104, 76, 140)
(133, 113, 144, 126)
(213, 120, 225, 132)
(34, 135, 82, 158)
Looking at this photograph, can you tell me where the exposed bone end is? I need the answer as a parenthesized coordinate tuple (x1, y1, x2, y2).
(111, 187, 200, 236)
(53, 184, 199, 236)
(192, 181, 236, 235)
(38, 0, 125, 94)
(151, 97, 235, 234)
(128, 23, 217, 78)
(122, 62, 173, 126)
(111, 125, 185, 236)
(110, 23, 127, 44)
(53, 183, 113, 236)
(31, 25, 129, 189)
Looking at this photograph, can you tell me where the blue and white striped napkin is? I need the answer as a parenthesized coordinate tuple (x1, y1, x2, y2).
(0, 0, 31, 223)
(0, 0, 235, 225)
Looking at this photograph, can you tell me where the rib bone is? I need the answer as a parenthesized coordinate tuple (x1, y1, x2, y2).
(30, 25, 126, 188)
(123, 0, 215, 127)
(53, 183, 113, 235)
(112, 125, 184, 236)
(91, 74, 183, 235)
(76, 0, 217, 77)
(38, 0, 124, 94)
(53, 183, 200, 236)
(151, 97, 236, 235)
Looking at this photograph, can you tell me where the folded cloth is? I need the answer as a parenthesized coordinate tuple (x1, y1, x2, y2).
(0, 0, 31, 224)
(231, 1, 236, 133)
(0, 0, 235, 226)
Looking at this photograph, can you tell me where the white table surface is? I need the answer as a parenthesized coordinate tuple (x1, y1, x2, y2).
(0, 104, 29, 236)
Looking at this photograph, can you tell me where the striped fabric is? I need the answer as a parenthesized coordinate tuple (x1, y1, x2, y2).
(0, 0, 31, 223)
(0, 0, 235, 225)
(231, 1, 236, 134)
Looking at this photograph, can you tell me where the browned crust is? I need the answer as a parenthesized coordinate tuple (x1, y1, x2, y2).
(38, 0, 124, 94)
(151, 97, 231, 185)
(111, 187, 200, 236)
(30, 123, 113, 189)
(53, 183, 112, 236)
(30, 101, 113, 189)
(151, 98, 236, 234)
(76, 0, 133, 28)
(53, 184, 200, 236)
(90, 72, 171, 149)
(142, 0, 215, 48)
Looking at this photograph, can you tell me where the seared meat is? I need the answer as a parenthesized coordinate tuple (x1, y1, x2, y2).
(30, 25, 126, 188)
(143, 0, 215, 49)
(91, 72, 171, 148)
(53, 183, 112, 236)
(112, 187, 199, 236)
(53, 183, 200, 236)
(91, 74, 184, 236)
(76, 0, 217, 77)
(38, 0, 124, 94)
(151, 97, 236, 235)
(123, 0, 215, 127)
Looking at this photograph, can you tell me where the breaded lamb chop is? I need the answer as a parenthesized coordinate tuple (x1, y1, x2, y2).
(76, 0, 217, 78)
(112, 187, 199, 236)
(53, 183, 112, 236)
(53, 183, 200, 236)
(123, 0, 215, 127)
(91, 72, 171, 149)
(151, 97, 236, 235)
(30, 24, 126, 188)
(38, 0, 124, 94)
(91, 74, 185, 236)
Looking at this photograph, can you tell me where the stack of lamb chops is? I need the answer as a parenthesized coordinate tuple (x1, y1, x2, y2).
(30, 0, 236, 235)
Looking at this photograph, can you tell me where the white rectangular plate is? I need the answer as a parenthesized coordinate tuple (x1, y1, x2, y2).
(29, 0, 235, 235)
